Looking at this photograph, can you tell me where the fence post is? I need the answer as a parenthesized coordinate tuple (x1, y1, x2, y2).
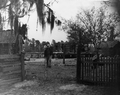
(118, 58, 120, 90)
(76, 31, 81, 83)
(61, 42, 65, 64)
(20, 52, 25, 81)
(63, 43, 65, 64)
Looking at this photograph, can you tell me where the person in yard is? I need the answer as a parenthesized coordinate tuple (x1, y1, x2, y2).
(44, 42, 53, 68)
(18, 34, 24, 54)
(15, 32, 24, 55)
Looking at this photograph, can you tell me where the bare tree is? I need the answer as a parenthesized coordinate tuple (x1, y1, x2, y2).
(62, 5, 120, 48)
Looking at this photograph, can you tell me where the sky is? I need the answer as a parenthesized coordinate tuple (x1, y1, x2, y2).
(19, 0, 113, 43)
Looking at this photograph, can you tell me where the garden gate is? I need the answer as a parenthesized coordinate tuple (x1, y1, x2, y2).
(79, 55, 120, 86)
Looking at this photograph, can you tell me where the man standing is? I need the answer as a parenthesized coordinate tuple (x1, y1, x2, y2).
(44, 43, 53, 68)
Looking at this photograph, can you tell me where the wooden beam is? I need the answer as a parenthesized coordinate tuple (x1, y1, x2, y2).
(20, 52, 25, 81)
(76, 31, 81, 83)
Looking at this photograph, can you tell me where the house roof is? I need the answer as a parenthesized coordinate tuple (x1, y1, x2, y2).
(97, 40, 119, 48)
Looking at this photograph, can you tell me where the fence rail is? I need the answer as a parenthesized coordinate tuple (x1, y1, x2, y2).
(80, 56, 120, 86)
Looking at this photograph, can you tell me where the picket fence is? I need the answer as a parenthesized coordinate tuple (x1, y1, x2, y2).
(80, 56, 120, 86)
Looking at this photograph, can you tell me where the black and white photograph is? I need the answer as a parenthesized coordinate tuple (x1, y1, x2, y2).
(0, 0, 120, 95)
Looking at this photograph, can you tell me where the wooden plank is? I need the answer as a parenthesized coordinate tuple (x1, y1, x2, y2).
(0, 58, 20, 62)
(0, 54, 19, 59)
(21, 53, 25, 81)
(1, 62, 21, 67)
(3, 65, 21, 72)
(0, 78, 21, 86)
(118, 63, 120, 88)
(95, 64, 97, 84)
(1, 73, 21, 80)
(81, 62, 84, 80)
(85, 62, 86, 77)
(0, 77, 21, 83)
(111, 63, 113, 83)
(93, 68, 95, 83)
(98, 65, 100, 84)
(86, 62, 89, 78)
(0, 54, 20, 62)
(1, 61, 20, 65)
(83, 60, 119, 64)
(100, 65, 103, 85)
(105, 64, 107, 83)
(88, 61, 91, 82)
(115, 63, 118, 84)
(109, 63, 111, 83)
(103, 63, 106, 85)
(0, 70, 21, 79)
(4, 70, 21, 75)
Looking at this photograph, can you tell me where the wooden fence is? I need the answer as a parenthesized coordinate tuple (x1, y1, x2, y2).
(26, 52, 44, 58)
(0, 54, 25, 87)
(80, 56, 120, 86)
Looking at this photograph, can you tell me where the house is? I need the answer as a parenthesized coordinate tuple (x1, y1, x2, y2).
(0, 30, 16, 54)
(97, 40, 120, 56)
(0, 30, 24, 87)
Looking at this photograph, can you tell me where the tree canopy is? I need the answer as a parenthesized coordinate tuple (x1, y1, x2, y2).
(0, 0, 61, 34)
(62, 4, 120, 48)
